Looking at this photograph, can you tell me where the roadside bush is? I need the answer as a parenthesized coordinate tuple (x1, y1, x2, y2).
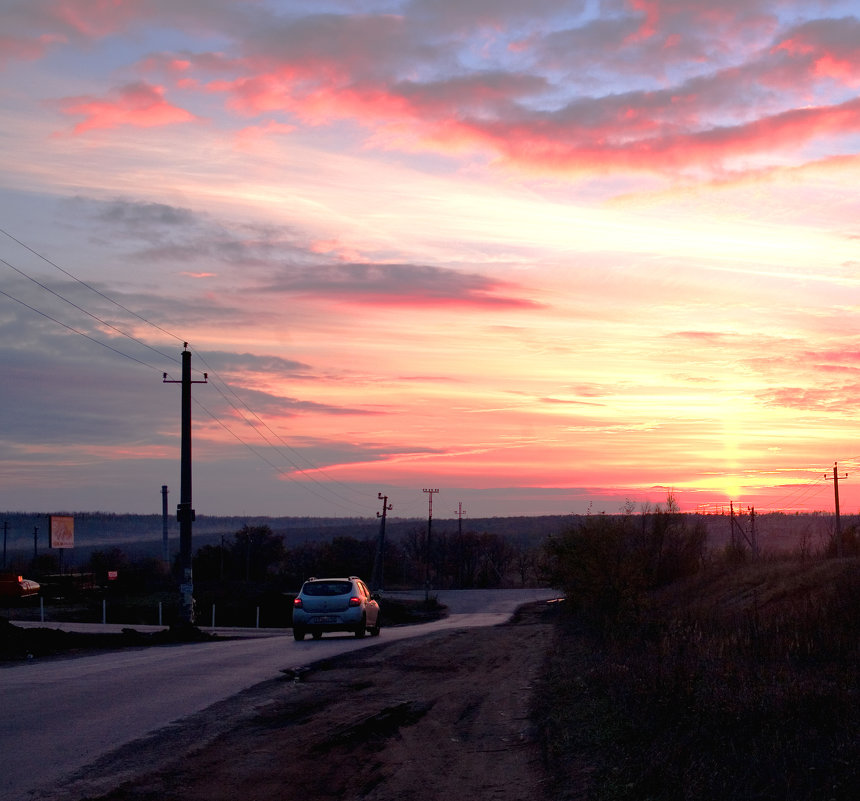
(545, 514, 646, 632)
(543, 504, 705, 634)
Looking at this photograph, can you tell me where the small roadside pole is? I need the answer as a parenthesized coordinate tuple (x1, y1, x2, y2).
(161, 485, 170, 566)
(423, 488, 439, 602)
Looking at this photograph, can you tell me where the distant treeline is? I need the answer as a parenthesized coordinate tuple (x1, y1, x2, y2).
(0, 511, 579, 557)
(2, 509, 854, 563)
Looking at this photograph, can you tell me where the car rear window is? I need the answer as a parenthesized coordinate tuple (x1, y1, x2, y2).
(302, 581, 352, 596)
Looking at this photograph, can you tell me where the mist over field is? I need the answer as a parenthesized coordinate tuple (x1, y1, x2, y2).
(2, 510, 850, 566)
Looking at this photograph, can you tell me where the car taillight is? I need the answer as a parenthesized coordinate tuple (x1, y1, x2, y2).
(293, 598, 303, 608)
(348, 596, 361, 607)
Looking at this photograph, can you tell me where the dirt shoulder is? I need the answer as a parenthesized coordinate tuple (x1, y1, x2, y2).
(46, 603, 556, 801)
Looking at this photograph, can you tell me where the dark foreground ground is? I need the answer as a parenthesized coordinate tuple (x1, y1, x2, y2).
(31, 603, 556, 801)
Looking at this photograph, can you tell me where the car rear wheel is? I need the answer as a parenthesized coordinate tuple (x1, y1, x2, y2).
(354, 616, 366, 638)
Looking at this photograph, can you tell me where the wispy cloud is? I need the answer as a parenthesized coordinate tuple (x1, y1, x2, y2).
(26, 0, 858, 180)
(56, 82, 197, 133)
(3, 1, 860, 516)
(262, 263, 542, 309)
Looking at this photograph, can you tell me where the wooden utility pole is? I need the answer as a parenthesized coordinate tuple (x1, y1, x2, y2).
(423, 488, 439, 602)
(163, 346, 207, 623)
(730, 501, 758, 557)
(371, 493, 392, 592)
(749, 506, 758, 558)
(730, 501, 736, 550)
(825, 462, 848, 558)
(454, 502, 466, 588)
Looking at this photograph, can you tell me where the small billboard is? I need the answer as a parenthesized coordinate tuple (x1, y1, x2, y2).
(50, 515, 74, 549)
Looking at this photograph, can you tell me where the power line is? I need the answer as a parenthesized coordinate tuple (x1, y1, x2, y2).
(0, 226, 185, 346)
(192, 350, 374, 507)
(769, 473, 830, 513)
(1, 241, 362, 502)
(199, 374, 375, 511)
(1, 256, 181, 368)
(192, 396, 363, 514)
(0, 230, 375, 513)
(0, 287, 163, 372)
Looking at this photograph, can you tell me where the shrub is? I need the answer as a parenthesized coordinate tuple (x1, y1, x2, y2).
(543, 505, 705, 634)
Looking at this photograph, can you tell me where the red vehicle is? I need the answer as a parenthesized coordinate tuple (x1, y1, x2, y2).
(0, 571, 40, 598)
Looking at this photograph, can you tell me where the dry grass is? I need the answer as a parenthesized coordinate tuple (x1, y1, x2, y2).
(534, 556, 860, 801)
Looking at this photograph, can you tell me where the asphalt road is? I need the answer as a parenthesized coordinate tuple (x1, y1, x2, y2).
(2, 588, 558, 800)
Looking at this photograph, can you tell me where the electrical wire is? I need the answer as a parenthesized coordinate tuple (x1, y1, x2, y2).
(768, 473, 829, 513)
(0, 231, 379, 514)
(192, 350, 376, 505)
(192, 397, 362, 514)
(200, 372, 377, 511)
(0, 226, 185, 347)
(1, 256, 181, 369)
(0, 287, 163, 373)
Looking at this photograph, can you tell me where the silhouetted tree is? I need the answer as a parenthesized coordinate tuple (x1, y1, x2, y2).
(231, 524, 285, 581)
(544, 498, 706, 633)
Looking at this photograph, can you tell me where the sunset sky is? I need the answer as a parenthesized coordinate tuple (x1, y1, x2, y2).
(2, 0, 860, 524)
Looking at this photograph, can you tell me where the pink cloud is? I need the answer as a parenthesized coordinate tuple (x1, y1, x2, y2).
(309, 239, 365, 263)
(0, 32, 66, 67)
(626, 0, 661, 42)
(29, 2, 858, 178)
(49, 0, 145, 38)
(57, 81, 196, 134)
(160, 7, 847, 178)
(771, 17, 860, 88)
(813, 54, 858, 85)
(461, 95, 860, 175)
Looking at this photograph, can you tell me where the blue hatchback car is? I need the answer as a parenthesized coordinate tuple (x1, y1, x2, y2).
(292, 576, 381, 640)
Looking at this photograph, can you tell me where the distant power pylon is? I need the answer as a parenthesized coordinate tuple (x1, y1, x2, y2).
(455, 501, 467, 537)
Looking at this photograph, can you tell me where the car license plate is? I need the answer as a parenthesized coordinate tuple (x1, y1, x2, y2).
(312, 615, 337, 624)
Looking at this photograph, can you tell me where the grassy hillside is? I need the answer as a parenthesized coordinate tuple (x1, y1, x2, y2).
(535, 555, 860, 801)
